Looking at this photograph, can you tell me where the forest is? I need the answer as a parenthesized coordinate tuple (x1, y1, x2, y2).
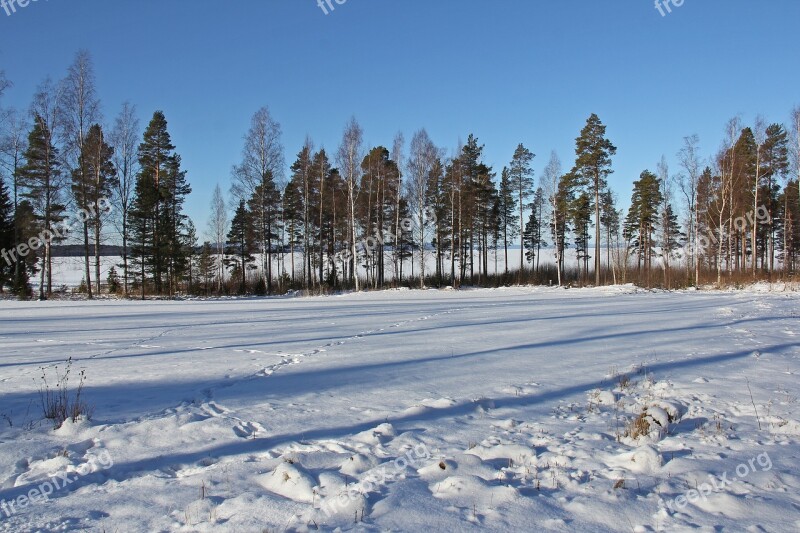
(1, 51, 799, 299)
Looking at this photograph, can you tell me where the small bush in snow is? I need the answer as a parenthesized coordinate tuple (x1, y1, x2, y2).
(37, 357, 93, 429)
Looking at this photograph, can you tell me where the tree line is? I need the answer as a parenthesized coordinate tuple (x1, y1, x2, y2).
(1, 51, 799, 299)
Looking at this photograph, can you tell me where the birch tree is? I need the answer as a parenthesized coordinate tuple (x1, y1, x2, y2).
(337, 117, 363, 290)
(407, 129, 438, 288)
(110, 102, 140, 295)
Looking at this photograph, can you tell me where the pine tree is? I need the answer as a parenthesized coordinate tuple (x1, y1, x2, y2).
(509, 143, 534, 275)
(571, 192, 593, 283)
(288, 143, 316, 287)
(20, 116, 65, 300)
(778, 179, 799, 272)
(624, 170, 663, 286)
(247, 172, 280, 293)
(426, 156, 449, 284)
(760, 124, 790, 273)
(497, 167, 518, 273)
(72, 124, 116, 298)
(129, 112, 190, 298)
(551, 171, 574, 285)
(600, 189, 620, 282)
(572, 114, 616, 285)
(282, 178, 304, 285)
(523, 187, 547, 271)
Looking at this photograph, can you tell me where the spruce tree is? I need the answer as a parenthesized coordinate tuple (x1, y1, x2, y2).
(225, 200, 256, 294)
(0, 178, 13, 291)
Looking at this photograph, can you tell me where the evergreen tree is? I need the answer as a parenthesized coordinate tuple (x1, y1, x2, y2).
(72, 124, 116, 298)
(197, 241, 217, 295)
(571, 191, 593, 283)
(129, 112, 190, 298)
(247, 171, 280, 293)
(225, 200, 256, 294)
(497, 167, 518, 273)
(282, 177, 304, 285)
(624, 170, 663, 286)
(600, 189, 620, 282)
(106, 266, 120, 294)
(183, 218, 198, 294)
(12, 200, 37, 299)
(509, 143, 534, 275)
(523, 187, 547, 271)
(778, 180, 799, 272)
(0, 178, 14, 291)
(572, 114, 616, 285)
(288, 143, 316, 287)
(760, 124, 790, 273)
(20, 116, 65, 300)
(426, 156, 449, 283)
(551, 171, 575, 284)
(660, 202, 685, 261)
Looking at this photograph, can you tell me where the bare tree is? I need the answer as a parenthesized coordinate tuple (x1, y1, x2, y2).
(337, 117, 364, 290)
(677, 134, 702, 285)
(231, 107, 284, 290)
(208, 184, 228, 293)
(715, 117, 741, 284)
(231, 107, 284, 202)
(62, 50, 101, 296)
(407, 129, 438, 288)
(110, 102, 140, 296)
(0, 71, 9, 99)
(541, 151, 563, 286)
(657, 155, 675, 287)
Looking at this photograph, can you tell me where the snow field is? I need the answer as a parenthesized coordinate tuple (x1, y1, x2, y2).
(0, 285, 798, 531)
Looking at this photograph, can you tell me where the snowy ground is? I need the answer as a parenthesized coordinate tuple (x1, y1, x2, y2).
(0, 286, 799, 531)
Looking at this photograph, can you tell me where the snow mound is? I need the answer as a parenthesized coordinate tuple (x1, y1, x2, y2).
(465, 443, 535, 463)
(608, 445, 662, 474)
(257, 461, 317, 503)
(340, 453, 378, 476)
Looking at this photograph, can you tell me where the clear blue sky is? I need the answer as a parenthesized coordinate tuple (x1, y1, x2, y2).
(1, 0, 798, 233)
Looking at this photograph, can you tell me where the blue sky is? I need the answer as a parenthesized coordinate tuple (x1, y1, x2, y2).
(1, 0, 798, 233)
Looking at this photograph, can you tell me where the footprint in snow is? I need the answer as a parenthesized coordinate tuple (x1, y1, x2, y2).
(233, 421, 265, 439)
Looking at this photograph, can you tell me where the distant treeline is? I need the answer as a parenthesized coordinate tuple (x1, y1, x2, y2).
(1, 51, 799, 299)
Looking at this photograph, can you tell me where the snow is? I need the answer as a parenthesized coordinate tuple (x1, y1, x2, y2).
(0, 286, 799, 531)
